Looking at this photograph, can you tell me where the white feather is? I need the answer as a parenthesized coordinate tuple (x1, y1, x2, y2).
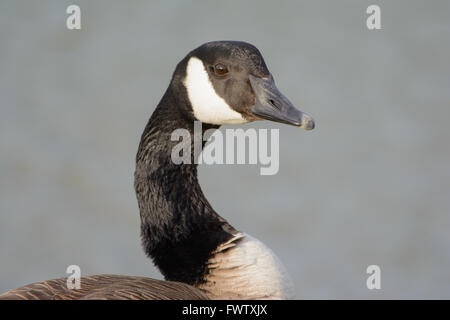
(197, 233, 295, 300)
(183, 57, 248, 125)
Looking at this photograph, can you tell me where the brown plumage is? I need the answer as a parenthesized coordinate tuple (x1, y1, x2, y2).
(0, 275, 208, 300)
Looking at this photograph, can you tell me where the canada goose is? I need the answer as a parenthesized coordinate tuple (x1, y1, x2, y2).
(0, 41, 314, 300)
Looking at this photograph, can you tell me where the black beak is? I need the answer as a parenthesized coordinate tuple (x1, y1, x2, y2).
(248, 75, 315, 130)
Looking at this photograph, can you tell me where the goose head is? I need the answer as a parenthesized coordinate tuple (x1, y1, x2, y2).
(174, 40, 315, 130)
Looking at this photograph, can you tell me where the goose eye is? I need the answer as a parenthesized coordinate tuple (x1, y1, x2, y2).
(214, 63, 228, 75)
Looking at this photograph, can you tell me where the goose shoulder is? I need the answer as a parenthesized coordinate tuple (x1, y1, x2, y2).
(0, 275, 208, 300)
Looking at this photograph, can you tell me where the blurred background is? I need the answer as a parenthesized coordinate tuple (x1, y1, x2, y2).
(1, 0, 449, 299)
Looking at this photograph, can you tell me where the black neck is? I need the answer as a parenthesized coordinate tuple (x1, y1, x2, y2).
(134, 84, 236, 285)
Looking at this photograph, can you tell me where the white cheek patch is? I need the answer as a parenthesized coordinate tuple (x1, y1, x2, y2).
(183, 57, 248, 125)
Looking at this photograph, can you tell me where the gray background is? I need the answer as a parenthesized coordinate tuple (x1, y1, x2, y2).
(1, 0, 449, 298)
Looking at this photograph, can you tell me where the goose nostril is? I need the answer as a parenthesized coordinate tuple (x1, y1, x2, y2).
(269, 99, 281, 110)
